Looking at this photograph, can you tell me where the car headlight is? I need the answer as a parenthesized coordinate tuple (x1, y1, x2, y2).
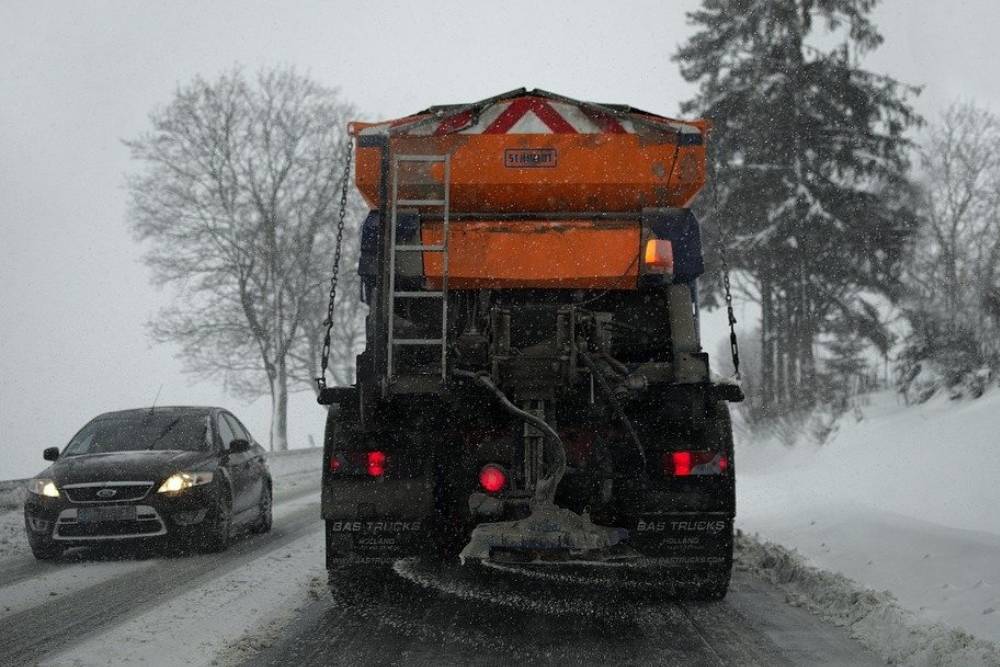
(157, 472, 214, 493)
(28, 478, 60, 498)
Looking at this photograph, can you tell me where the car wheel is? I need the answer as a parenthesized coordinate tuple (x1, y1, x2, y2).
(201, 485, 232, 553)
(28, 536, 63, 561)
(252, 482, 272, 535)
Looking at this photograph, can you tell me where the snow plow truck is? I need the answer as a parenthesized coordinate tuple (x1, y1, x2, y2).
(318, 88, 742, 600)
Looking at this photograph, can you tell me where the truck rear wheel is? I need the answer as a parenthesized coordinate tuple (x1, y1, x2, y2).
(678, 537, 734, 601)
(687, 566, 732, 601)
(327, 559, 397, 606)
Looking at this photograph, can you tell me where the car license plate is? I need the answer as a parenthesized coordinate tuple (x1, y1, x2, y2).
(78, 506, 136, 523)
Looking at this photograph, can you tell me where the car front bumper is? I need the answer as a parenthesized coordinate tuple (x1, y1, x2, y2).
(24, 484, 220, 545)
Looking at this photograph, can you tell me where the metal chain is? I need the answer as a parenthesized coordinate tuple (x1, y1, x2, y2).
(316, 138, 354, 391)
(711, 153, 742, 381)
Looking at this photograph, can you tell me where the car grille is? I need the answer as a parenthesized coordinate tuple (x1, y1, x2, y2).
(57, 520, 164, 538)
(53, 506, 167, 540)
(62, 482, 154, 503)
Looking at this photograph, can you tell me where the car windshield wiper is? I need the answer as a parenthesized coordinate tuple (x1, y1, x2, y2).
(148, 417, 182, 450)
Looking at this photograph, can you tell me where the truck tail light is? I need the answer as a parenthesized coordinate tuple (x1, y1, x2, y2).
(478, 464, 507, 493)
(643, 239, 674, 275)
(662, 450, 728, 477)
(328, 451, 388, 477)
(366, 451, 387, 477)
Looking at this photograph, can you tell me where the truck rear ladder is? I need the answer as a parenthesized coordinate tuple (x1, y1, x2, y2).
(386, 154, 451, 386)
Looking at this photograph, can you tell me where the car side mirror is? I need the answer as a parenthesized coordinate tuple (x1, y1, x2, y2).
(43, 447, 60, 461)
(229, 438, 251, 454)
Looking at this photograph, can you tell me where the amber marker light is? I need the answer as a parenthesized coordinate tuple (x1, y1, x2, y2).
(643, 239, 674, 274)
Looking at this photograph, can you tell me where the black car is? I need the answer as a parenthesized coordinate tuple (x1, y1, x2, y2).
(23, 406, 272, 560)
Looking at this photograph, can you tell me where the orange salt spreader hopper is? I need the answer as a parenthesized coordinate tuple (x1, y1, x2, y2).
(349, 88, 710, 290)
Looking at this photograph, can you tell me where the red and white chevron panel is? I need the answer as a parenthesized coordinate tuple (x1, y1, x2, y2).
(359, 94, 701, 137)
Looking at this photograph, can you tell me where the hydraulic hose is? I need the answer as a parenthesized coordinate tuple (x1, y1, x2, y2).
(576, 346, 648, 471)
(453, 369, 566, 505)
(598, 352, 630, 377)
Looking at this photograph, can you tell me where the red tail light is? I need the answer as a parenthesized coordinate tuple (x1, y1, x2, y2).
(673, 451, 692, 476)
(663, 450, 728, 477)
(329, 451, 389, 477)
(366, 451, 387, 477)
(478, 464, 507, 493)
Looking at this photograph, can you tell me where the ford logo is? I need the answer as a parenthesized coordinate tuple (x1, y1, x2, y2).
(96, 488, 118, 499)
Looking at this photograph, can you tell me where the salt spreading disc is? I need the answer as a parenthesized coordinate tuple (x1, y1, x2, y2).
(459, 502, 633, 565)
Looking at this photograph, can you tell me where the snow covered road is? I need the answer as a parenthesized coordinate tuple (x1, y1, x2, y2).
(2, 412, 993, 666)
(241, 556, 880, 666)
(0, 488, 321, 665)
(0, 446, 885, 667)
(1, 400, 994, 666)
(0, 450, 325, 666)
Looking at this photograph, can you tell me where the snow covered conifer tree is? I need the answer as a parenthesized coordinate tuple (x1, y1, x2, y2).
(675, 0, 920, 417)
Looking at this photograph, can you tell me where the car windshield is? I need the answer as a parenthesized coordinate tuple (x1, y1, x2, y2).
(63, 413, 211, 456)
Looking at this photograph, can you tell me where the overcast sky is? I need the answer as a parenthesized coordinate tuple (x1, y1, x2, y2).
(2, 0, 999, 479)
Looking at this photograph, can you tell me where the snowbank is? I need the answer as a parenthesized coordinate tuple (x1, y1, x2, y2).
(737, 388, 1000, 656)
(0, 507, 27, 561)
(736, 532, 1000, 666)
(738, 390, 1000, 535)
(0, 479, 28, 510)
(264, 446, 322, 479)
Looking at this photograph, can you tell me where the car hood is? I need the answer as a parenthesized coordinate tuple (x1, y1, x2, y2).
(48, 450, 216, 486)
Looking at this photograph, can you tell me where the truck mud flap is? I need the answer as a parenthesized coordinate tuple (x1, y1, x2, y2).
(323, 476, 435, 565)
(326, 518, 427, 564)
(628, 512, 733, 568)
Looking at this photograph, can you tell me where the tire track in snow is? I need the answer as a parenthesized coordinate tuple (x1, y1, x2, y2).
(247, 559, 828, 666)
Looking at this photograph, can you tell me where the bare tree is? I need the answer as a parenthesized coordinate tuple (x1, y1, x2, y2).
(907, 102, 1000, 352)
(897, 102, 1000, 400)
(288, 191, 369, 390)
(126, 67, 355, 450)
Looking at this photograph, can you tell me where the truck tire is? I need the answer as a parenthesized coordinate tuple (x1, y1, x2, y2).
(688, 568, 732, 601)
(327, 560, 393, 607)
(680, 533, 734, 601)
